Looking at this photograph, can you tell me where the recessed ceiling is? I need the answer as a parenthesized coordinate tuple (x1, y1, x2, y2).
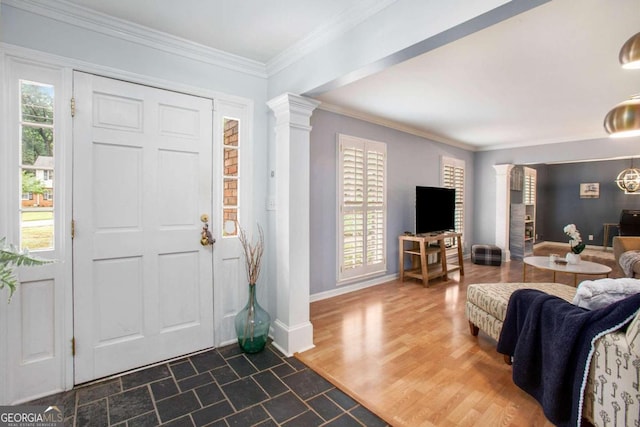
(58, 0, 640, 150)
(315, 0, 640, 149)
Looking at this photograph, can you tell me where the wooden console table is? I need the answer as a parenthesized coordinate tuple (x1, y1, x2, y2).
(398, 232, 464, 286)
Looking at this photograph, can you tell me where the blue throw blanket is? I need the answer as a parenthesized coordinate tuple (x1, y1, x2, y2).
(496, 289, 640, 427)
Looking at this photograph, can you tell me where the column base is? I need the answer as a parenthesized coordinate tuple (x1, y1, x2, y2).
(271, 319, 314, 357)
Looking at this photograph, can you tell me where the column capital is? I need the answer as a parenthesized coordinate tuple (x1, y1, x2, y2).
(493, 163, 515, 177)
(267, 93, 321, 126)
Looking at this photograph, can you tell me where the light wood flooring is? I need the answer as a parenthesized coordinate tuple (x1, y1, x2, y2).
(296, 245, 620, 426)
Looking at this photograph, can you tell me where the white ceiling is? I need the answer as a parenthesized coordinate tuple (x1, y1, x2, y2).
(59, 0, 370, 63)
(61, 0, 640, 150)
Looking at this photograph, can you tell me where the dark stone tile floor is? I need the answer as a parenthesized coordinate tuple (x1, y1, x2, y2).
(27, 343, 389, 427)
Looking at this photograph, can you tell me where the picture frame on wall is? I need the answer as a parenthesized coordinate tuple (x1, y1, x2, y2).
(580, 183, 600, 199)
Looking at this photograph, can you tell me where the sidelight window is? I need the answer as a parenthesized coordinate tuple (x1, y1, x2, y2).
(222, 118, 239, 236)
(19, 80, 55, 251)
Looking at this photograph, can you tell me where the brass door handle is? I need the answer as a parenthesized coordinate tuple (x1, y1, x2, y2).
(200, 214, 215, 246)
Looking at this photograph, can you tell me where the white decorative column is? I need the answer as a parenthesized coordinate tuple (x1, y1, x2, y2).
(493, 164, 514, 261)
(267, 93, 320, 356)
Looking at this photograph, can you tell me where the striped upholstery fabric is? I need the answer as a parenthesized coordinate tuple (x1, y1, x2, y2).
(465, 282, 576, 341)
(471, 244, 502, 266)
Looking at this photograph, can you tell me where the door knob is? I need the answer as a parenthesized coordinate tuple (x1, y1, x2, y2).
(200, 214, 215, 246)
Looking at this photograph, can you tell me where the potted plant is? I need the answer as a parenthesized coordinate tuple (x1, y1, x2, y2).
(563, 224, 586, 264)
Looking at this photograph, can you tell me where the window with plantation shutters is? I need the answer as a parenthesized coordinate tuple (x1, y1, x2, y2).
(442, 157, 465, 248)
(524, 171, 536, 205)
(338, 134, 386, 282)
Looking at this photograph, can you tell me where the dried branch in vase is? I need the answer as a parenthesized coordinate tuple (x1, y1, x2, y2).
(238, 223, 264, 285)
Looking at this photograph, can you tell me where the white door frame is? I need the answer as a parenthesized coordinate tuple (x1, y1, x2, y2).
(0, 44, 255, 403)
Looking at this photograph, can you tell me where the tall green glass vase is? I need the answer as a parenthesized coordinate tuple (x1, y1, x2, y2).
(234, 284, 270, 353)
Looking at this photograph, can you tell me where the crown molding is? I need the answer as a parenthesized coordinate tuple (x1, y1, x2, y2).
(317, 102, 477, 151)
(1, 42, 255, 110)
(318, 102, 612, 152)
(476, 132, 609, 152)
(4, 0, 268, 78)
(266, 0, 398, 76)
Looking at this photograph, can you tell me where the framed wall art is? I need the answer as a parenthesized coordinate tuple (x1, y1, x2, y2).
(580, 182, 599, 199)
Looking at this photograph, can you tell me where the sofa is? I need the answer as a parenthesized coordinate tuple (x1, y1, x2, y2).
(466, 281, 640, 427)
(613, 236, 640, 278)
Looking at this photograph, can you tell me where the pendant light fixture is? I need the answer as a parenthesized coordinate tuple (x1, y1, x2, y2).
(619, 32, 640, 69)
(615, 158, 640, 194)
(604, 95, 640, 138)
(604, 32, 640, 137)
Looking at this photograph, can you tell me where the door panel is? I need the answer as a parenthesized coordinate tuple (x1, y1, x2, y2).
(73, 72, 214, 384)
(158, 252, 200, 331)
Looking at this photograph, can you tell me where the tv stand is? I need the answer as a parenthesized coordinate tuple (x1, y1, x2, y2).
(398, 232, 463, 286)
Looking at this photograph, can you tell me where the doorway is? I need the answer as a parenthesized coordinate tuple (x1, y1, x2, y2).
(72, 72, 215, 384)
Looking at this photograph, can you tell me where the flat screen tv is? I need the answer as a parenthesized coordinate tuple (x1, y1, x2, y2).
(415, 186, 455, 235)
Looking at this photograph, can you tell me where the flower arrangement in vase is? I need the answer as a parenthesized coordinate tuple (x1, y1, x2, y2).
(563, 224, 586, 264)
(234, 224, 270, 353)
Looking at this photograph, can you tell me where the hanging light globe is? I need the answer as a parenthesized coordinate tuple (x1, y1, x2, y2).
(615, 165, 640, 193)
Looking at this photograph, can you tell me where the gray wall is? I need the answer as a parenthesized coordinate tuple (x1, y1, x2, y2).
(309, 109, 473, 295)
(532, 160, 640, 246)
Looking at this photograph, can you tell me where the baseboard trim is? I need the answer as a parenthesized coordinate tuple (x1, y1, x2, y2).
(310, 273, 398, 303)
(272, 319, 315, 357)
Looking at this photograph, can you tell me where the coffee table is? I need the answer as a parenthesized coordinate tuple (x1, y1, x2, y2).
(523, 256, 612, 287)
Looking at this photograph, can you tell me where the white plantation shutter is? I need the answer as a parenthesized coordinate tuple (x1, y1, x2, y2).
(338, 134, 386, 282)
(524, 172, 536, 205)
(442, 157, 465, 248)
(366, 150, 385, 266)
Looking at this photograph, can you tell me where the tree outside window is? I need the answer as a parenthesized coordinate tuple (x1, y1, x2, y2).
(20, 81, 55, 251)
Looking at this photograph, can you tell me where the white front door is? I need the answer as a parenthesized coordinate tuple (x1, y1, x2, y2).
(72, 72, 214, 384)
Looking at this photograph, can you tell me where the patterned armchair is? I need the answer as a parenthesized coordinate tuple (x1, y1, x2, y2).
(583, 309, 640, 426)
(613, 236, 640, 278)
(466, 281, 640, 426)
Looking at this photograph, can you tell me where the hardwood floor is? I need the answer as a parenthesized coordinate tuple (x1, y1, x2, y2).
(296, 245, 620, 426)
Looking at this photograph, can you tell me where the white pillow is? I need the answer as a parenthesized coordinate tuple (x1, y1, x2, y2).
(572, 278, 640, 310)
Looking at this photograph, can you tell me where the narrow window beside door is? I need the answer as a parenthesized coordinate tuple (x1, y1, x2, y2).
(19, 80, 55, 251)
(223, 118, 239, 236)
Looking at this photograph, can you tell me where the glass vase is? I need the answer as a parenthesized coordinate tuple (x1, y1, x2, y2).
(234, 284, 270, 353)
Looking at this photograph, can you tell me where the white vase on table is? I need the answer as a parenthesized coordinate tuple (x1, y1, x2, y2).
(566, 253, 581, 264)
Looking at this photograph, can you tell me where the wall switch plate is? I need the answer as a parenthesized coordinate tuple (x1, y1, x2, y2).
(266, 197, 276, 211)
(588, 234, 594, 241)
